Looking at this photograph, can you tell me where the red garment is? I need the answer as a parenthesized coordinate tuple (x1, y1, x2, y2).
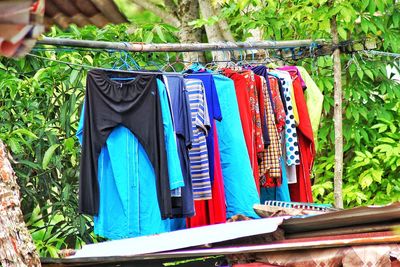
(187, 122, 226, 227)
(268, 76, 286, 134)
(285, 69, 315, 202)
(256, 76, 282, 187)
(254, 75, 268, 148)
(223, 69, 263, 192)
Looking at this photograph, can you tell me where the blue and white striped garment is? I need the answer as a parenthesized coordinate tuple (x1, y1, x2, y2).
(185, 78, 212, 200)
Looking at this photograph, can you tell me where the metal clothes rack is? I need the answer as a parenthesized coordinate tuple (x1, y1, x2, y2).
(37, 37, 326, 52)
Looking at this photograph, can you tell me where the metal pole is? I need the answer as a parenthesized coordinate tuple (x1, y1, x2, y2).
(36, 37, 326, 52)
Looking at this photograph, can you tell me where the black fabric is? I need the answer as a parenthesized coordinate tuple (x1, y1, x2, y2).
(79, 69, 172, 219)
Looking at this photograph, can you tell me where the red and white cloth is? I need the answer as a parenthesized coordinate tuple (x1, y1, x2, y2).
(0, 0, 44, 58)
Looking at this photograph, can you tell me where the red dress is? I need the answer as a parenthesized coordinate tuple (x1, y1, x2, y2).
(223, 69, 264, 192)
(285, 68, 315, 202)
(186, 121, 226, 227)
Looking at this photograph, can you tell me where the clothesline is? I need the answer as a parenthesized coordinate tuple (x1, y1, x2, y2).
(36, 37, 326, 52)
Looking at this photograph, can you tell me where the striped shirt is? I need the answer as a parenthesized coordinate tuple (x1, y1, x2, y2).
(184, 79, 212, 200)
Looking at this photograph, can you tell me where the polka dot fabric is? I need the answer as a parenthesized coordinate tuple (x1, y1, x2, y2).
(270, 70, 300, 166)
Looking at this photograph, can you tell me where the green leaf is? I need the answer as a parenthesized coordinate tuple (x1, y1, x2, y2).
(368, 0, 376, 14)
(365, 69, 374, 80)
(144, 31, 154, 43)
(154, 26, 166, 42)
(387, 183, 393, 194)
(361, 19, 369, 34)
(371, 169, 383, 183)
(11, 128, 38, 139)
(42, 144, 60, 169)
(337, 27, 347, 39)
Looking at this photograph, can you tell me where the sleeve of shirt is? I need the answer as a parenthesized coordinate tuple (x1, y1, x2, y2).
(157, 79, 185, 190)
(252, 79, 265, 153)
(211, 78, 222, 121)
(290, 82, 300, 125)
(76, 102, 85, 145)
(183, 85, 194, 148)
(201, 83, 211, 133)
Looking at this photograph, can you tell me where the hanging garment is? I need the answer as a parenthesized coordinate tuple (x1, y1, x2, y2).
(185, 78, 213, 200)
(255, 75, 270, 149)
(260, 157, 291, 202)
(279, 67, 315, 202)
(297, 66, 324, 149)
(223, 69, 264, 190)
(76, 79, 184, 239)
(255, 75, 282, 187)
(187, 121, 227, 227)
(269, 70, 300, 184)
(213, 74, 259, 218)
(164, 75, 195, 217)
(268, 75, 286, 133)
(79, 69, 175, 218)
(185, 71, 222, 183)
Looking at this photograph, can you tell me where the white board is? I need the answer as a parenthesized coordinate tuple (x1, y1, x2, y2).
(72, 217, 287, 258)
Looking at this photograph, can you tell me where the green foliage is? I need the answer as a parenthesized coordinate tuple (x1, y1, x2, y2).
(0, 0, 399, 257)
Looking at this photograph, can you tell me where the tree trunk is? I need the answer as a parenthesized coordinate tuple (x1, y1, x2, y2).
(330, 14, 344, 209)
(0, 140, 41, 266)
(177, 0, 205, 62)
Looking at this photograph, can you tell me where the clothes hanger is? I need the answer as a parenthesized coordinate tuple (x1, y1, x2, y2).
(161, 52, 177, 72)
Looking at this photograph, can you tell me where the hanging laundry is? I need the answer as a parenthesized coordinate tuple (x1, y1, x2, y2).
(213, 74, 260, 218)
(76, 79, 184, 239)
(269, 70, 300, 184)
(255, 75, 282, 187)
(164, 75, 195, 217)
(297, 66, 324, 149)
(185, 79, 213, 200)
(185, 70, 222, 184)
(222, 69, 264, 190)
(187, 119, 227, 228)
(79, 69, 179, 219)
(268, 75, 287, 133)
(278, 66, 315, 203)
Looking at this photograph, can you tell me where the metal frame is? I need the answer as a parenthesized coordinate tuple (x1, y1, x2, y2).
(36, 37, 326, 52)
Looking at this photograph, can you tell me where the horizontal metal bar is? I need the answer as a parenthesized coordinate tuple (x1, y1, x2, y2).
(36, 37, 327, 52)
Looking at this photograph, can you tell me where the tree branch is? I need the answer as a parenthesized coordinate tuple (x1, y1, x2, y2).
(164, 0, 178, 18)
(129, 0, 180, 27)
(213, 4, 235, 42)
(330, 12, 344, 209)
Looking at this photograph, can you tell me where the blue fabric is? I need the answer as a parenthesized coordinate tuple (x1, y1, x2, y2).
(261, 158, 291, 202)
(164, 75, 195, 216)
(76, 79, 185, 240)
(185, 71, 222, 183)
(213, 74, 260, 218)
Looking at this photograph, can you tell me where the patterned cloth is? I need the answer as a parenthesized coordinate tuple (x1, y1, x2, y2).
(242, 70, 265, 153)
(270, 70, 300, 167)
(281, 67, 315, 202)
(185, 79, 212, 200)
(268, 76, 286, 134)
(223, 69, 263, 191)
(257, 76, 282, 187)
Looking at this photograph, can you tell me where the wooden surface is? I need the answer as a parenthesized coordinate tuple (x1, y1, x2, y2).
(0, 139, 41, 266)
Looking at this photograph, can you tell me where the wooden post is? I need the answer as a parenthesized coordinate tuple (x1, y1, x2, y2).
(330, 14, 344, 209)
(0, 140, 41, 266)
